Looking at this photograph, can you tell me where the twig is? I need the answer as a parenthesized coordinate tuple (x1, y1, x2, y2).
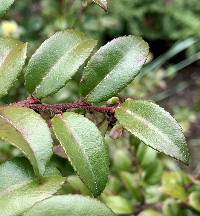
(7, 97, 116, 115)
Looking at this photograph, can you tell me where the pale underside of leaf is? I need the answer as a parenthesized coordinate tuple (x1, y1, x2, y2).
(0, 176, 65, 216)
(23, 195, 115, 216)
(80, 36, 149, 103)
(0, 159, 64, 216)
(0, 106, 53, 176)
(52, 112, 109, 197)
(0, 158, 35, 192)
(115, 100, 190, 164)
(0, 38, 27, 98)
(0, 157, 61, 193)
(0, 0, 14, 16)
(25, 30, 97, 99)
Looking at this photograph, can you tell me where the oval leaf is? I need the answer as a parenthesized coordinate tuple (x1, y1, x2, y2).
(0, 0, 14, 16)
(80, 36, 149, 103)
(0, 38, 27, 97)
(52, 112, 109, 197)
(25, 30, 97, 98)
(0, 176, 64, 216)
(0, 159, 65, 216)
(24, 195, 115, 216)
(102, 195, 133, 214)
(0, 158, 35, 192)
(0, 157, 61, 193)
(115, 100, 190, 164)
(189, 192, 200, 212)
(93, 0, 108, 11)
(0, 106, 53, 176)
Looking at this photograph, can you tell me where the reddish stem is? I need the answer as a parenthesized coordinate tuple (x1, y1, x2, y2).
(11, 98, 116, 114)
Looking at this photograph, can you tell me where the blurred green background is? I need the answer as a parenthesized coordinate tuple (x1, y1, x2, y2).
(0, 0, 200, 215)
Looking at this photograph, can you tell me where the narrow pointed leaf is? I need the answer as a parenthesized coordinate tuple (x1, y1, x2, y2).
(25, 30, 97, 98)
(115, 100, 190, 164)
(0, 0, 14, 16)
(80, 36, 149, 103)
(24, 195, 115, 216)
(52, 112, 109, 197)
(93, 0, 108, 11)
(0, 38, 27, 97)
(0, 106, 53, 176)
(0, 159, 65, 216)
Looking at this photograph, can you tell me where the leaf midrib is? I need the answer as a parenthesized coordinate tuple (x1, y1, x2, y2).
(62, 117, 99, 194)
(123, 108, 174, 148)
(85, 38, 144, 98)
(32, 38, 93, 95)
(35, 39, 95, 97)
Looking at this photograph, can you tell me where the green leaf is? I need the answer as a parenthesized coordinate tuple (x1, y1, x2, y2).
(0, 159, 65, 216)
(0, 106, 53, 176)
(93, 0, 108, 11)
(0, 38, 27, 98)
(80, 36, 149, 103)
(189, 192, 200, 212)
(0, 158, 61, 192)
(143, 159, 163, 185)
(120, 172, 142, 201)
(113, 149, 132, 172)
(0, 0, 14, 16)
(0, 158, 34, 192)
(102, 195, 133, 215)
(160, 172, 190, 202)
(24, 195, 115, 216)
(115, 99, 190, 164)
(67, 175, 91, 196)
(136, 142, 157, 168)
(138, 209, 161, 216)
(163, 199, 187, 216)
(52, 112, 109, 197)
(25, 30, 97, 99)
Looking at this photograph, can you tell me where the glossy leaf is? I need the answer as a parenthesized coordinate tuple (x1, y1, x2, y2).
(80, 36, 149, 103)
(0, 38, 27, 97)
(52, 112, 109, 197)
(0, 159, 65, 216)
(24, 195, 115, 216)
(25, 30, 97, 98)
(0, 0, 14, 16)
(0, 106, 53, 176)
(93, 0, 108, 11)
(115, 100, 190, 164)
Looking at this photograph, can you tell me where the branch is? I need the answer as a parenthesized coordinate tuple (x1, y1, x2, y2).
(10, 97, 116, 115)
